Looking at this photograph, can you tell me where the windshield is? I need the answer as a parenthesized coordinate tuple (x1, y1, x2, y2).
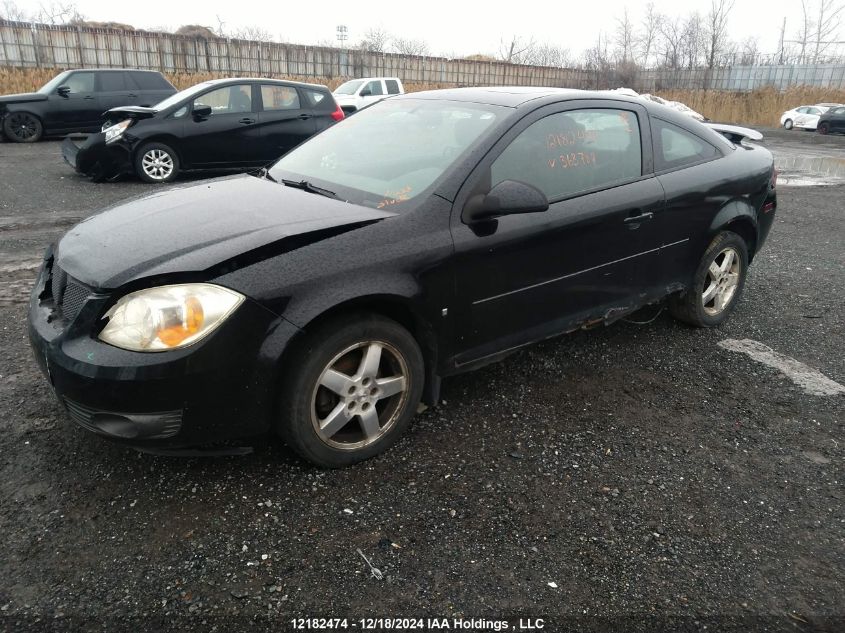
(334, 80, 364, 95)
(269, 98, 503, 209)
(38, 71, 72, 94)
(152, 82, 216, 111)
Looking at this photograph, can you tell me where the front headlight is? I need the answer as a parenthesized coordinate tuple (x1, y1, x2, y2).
(98, 283, 244, 352)
(103, 119, 132, 144)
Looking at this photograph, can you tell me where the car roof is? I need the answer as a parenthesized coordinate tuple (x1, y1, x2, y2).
(63, 68, 164, 73)
(394, 86, 664, 109)
(197, 77, 329, 90)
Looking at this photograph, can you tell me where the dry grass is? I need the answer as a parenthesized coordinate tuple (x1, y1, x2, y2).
(657, 86, 845, 126)
(3, 66, 844, 127)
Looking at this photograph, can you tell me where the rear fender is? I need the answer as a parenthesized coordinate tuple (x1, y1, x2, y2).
(709, 199, 758, 258)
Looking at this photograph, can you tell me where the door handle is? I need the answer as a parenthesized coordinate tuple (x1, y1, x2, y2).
(238, 117, 255, 125)
(84, 96, 95, 100)
(624, 210, 654, 224)
(298, 113, 313, 120)
(127, 93, 137, 98)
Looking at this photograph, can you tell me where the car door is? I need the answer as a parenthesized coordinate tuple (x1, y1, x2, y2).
(45, 70, 99, 132)
(359, 79, 385, 108)
(179, 83, 260, 167)
(97, 71, 136, 113)
(649, 117, 728, 287)
(450, 100, 664, 364)
(255, 84, 316, 162)
(832, 107, 845, 132)
(793, 106, 811, 128)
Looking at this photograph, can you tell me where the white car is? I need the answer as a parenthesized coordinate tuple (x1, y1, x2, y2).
(332, 77, 404, 114)
(780, 105, 831, 130)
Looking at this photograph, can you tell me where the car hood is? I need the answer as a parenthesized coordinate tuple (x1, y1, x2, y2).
(0, 92, 47, 105)
(104, 105, 158, 120)
(55, 174, 397, 290)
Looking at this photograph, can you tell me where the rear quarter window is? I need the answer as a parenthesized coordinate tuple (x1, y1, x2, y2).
(653, 118, 719, 172)
(302, 88, 333, 111)
(130, 72, 173, 91)
(385, 79, 401, 95)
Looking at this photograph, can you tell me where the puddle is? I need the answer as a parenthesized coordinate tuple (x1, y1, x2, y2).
(774, 153, 845, 187)
(776, 172, 844, 187)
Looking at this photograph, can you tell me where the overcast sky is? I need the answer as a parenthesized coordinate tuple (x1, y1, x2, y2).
(26, 0, 812, 58)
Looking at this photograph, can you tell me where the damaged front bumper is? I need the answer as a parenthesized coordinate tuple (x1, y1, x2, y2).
(62, 132, 133, 181)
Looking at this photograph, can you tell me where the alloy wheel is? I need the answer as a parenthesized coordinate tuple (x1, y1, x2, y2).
(141, 149, 174, 180)
(7, 112, 39, 141)
(702, 246, 741, 316)
(310, 340, 409, 450)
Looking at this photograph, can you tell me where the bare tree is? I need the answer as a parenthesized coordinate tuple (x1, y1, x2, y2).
(813, 0, 844, 61)
(681, 12, 706, 68)
(391, 37, 429, 56)
(657, 15, 684, 68)
(738, 36, 760, 64)
(34, 1, 83, 24)
(637, 2, 661, 67)
(524, 43, 571, 67)
(795, 0, 814, 61)
(230, 26, 275, 42)
(357, 27, 391, 53)
(705, 0, 736, 68)
(499, 35, 536, 64)
(0, 0, 29, 20)
(614, 8, 635, 63)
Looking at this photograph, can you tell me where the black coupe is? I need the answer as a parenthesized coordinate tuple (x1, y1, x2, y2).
(29, 88, 777, 467)
(62, 78, 344, 182)
(816, 105, 845, 135)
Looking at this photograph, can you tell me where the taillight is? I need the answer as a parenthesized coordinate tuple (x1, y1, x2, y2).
(331, 104, 344, 122)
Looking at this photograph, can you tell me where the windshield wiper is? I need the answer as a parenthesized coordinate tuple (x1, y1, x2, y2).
(254, 166, 277, 182)
(281, 178, 337, 199)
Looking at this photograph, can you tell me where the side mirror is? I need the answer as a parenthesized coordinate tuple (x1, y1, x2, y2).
(193, 104, 212, 120)
(359, 88, 372, 97)
(463, 180, 549, 223)
(57, 85, 71, 97)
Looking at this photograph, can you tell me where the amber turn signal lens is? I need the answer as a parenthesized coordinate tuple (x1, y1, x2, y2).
(157, 296, 204, 347)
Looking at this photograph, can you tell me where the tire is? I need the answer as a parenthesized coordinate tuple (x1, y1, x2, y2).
(669, 231, 749, 328)
(135, 142, 180, 183)
(3, 111, 43, 143)
(782, 118, 793, 130)
(817, 122, 830, 135)
(278, 313, 425, 468)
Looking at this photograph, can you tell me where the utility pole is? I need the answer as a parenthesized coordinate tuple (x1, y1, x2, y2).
(778, 17, 786, 64)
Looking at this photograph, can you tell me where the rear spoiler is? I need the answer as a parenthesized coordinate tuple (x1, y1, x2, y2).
(704, 123, 763, 143)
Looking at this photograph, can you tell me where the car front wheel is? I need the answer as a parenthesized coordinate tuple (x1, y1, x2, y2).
(279, 313, 425, 468)
(782, 118, 793, 130)
(135, 142, 180, 183)
(669, 231, 748, 327)
(817, 122, 830, 135)
(3, 112, 43, 142)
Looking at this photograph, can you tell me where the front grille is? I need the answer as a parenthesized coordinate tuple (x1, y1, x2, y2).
(50, 263, 90, 322)
(64, 398, 183, 440)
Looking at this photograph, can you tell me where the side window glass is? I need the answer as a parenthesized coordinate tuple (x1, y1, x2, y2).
(365, 80, 384, 96)
(491, 108, 642, 201)
(62, 72, 95, 94)
(654, 119, 718, 171)
(807, 107, 820, 115)
(385, 80, 400, 95)
(261, 85, 300, 111)
(303, 88, 331, 110)
(99, 72, 126, 91)
(193, 85, 252, 115)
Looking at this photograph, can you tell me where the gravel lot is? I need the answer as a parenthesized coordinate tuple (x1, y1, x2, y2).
(0, 131, 843, 633)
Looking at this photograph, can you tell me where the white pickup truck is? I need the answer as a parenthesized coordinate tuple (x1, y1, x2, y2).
(332, 77, 404, 114)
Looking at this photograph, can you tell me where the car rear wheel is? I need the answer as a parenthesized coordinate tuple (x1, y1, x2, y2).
(817, 122, 830, 135)
(669, 231, 748, 328)
(135, 142, 180, 183)
(278, 313, 424, 468)
(3, 112, 43, 143)
(782, 118, 793, 130)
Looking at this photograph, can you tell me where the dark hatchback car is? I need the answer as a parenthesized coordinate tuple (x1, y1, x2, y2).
(0, 69, 175, 142)
(62, 78, 344, 183)
(29, 88, 777, 467)
(816, 105, 845, 134)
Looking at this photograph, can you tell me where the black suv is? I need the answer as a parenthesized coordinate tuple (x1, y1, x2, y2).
(0, 69, 176, 142)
